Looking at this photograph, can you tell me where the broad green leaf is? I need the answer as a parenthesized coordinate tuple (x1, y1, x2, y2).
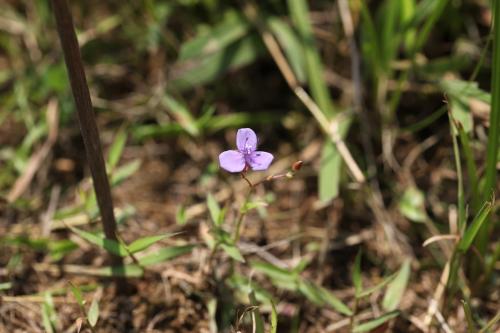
(138, 245, 194, 266)
(87, 297, 99, 327)
(162, 95, 199, 137)
(270, 301, 278, 333)
(353, 311, 400, 332)
(382, 260, 411, 311)
(399, 186, 427, 223)
(440, 80, 491, 104)
(178, 11, 250, 61)
(319, 140, 341, 203)
(458, 199, 493, 252)
(220, 243, 245, 262)
(353, 250, 363, 297)
(111, 159, 141, 186)
(251, 261, 296, 283)
(170, 34, 264, 91)
(449, 98, 473, 134)
(207, 193, 221, 226)
(127, 233, 176, 254)
(69, 226, 128, 257)
(107, 128, 127, 170)
(440, 80, 491, 134)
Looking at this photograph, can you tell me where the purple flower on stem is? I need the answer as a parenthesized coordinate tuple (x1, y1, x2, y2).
(219, 128, 274, 173)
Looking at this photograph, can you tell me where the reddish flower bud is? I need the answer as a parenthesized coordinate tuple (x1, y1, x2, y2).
(292, 160, 303, 171)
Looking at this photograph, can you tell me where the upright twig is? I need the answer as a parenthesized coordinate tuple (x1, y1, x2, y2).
(51, 0, 121, 264)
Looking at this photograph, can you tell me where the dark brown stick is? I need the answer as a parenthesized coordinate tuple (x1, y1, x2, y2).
(51, 0, 121, 263)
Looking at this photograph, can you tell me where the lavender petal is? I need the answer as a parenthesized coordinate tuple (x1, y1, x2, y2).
(248, 151, 273, 171)
(219, 150, 246, 173)
(236, 128, 257, 153)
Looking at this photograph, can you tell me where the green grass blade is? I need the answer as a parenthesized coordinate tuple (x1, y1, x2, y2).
(138, 245, 194, 266)
(319, 139, 341, 203)
(287, 0, 335, 116)
(270, 301, 278, 333)
(206, 192, 221, 226)
(107, 127, 127, 170)
(297, 279, 324, 306)
(162, 94, 199, 137)
(456, 123, 480, 211)
(359, 272, 397, 298)
(461, 300, 477, 333)
(41, 292, 56, 333)
(316, 285, 352, 316)
(379, 0, 402, 72)
(449, 113, 466, 232)
(267, 17, 306, 82)
(127, 233, 176, 254)
(458, 198, 494, 253)
(69, 283, 85, 309)
(69, 226, 128, 257)
(478, 311, 500, 333)
(382, 260, 411, 311)
(352, 250, 363, 297)
(220, 243, 245, 263)
(98, 265, 143, 278)
(87, 297, 99, 327)
(353, 311, 400, 333)
(249, 291, 265, 333)
(478, 0, 500, 254)
(251, 261, 297, 283)
(110, 159, 141, 186)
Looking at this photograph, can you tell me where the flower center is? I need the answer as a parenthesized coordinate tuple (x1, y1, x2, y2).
(243, 141, 253, 155)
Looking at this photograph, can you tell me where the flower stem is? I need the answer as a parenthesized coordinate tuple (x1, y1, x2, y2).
(233, 188, 252, 243)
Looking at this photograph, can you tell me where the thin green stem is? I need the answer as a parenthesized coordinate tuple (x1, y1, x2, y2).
(349, 296, 359, 333)
(449, 112, 466, 232)
(477, 0, 500, 254)
(233, 188, 252, 243)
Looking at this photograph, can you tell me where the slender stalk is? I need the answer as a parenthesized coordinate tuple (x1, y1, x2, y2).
(51, 0, 121, 264)
(477, 0, 500, 254)
(233, 188, 252, 243)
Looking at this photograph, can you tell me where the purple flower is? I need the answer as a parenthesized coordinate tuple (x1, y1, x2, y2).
(219, 128, 274, 173)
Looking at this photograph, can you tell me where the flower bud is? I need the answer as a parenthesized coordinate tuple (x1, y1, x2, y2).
(292, 160, 303, 171)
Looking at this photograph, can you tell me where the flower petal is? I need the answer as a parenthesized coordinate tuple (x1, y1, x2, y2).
(236, 128, 257, 153)
(219, 150, 246, 173)
(247, 151, 274, 171)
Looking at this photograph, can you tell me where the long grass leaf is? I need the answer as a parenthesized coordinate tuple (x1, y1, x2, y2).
(287, 0, 335, 116)
(353, 311, 400, 333)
